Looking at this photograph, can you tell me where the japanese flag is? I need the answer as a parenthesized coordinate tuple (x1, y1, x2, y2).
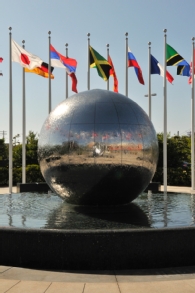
(12, 39, 43, 70)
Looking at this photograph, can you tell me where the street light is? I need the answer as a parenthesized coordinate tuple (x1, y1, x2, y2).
(144, 93, 157, 120)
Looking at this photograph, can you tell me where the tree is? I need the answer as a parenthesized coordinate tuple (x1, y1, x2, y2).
(13, 131, 39, 167)
(0, 139, 8, 184)
(153, 133, 191, 186)
(26, 131, 39, 165)
(0, 138, 8, 161)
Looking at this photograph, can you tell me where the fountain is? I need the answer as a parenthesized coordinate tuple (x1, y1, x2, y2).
(1, 89, 195, 270)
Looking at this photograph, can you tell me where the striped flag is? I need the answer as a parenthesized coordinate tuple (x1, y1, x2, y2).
(151, 54, 174, 84)
(128, 47, 144, 85)
(108, 55, 118, 92)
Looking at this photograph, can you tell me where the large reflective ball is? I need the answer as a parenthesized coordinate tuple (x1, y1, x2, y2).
(38, 89, 158, 205)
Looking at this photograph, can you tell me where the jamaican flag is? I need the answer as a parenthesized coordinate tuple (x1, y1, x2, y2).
(166, 44, 189, 67)
(89, 46, 112, 81)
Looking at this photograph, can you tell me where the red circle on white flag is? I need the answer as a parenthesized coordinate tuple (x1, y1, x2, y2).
(21, 53, 30, 65)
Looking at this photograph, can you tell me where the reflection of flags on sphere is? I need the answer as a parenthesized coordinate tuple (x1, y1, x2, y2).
(125, 132, 131, 140)
(91, 132, 98, 138)
(102, 134, 109, 140)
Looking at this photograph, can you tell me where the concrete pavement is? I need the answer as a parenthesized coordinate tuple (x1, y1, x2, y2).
(1, 185, 195, 292)
(1, 266, 195, 292)
(0, 186, 17, 194)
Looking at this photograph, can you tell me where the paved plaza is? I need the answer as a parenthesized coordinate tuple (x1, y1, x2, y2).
(1, 185, 195, 292)
(1, 265, 195, 293)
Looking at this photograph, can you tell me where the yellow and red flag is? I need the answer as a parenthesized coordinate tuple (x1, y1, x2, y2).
(25, 62, 54, 79)
(108, 55, 118, 92)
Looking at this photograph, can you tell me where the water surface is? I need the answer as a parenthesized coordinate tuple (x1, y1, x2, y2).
(0, 192, 195, 230)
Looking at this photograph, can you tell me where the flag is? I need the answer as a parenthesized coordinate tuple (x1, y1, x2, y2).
(69, 72, 78, 93)
(188, 48, 195, 84)
(50, 44, 78, 93)
(166, 44, 189, 66)
(128, 47, 144, 85)
(12, 39, 43, 69)
(151, 54, 174, 84)
(177, 65, 190, 77)
(25, 62, 54, 79)
(188, 49, 195, 84)
(108, 55, 118, 92)
(89, 46, 112, 81)
(0, 57, 3, 62)
(50, 44, 77, 73)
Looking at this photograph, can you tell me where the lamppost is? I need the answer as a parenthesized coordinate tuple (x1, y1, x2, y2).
(144, 93, 157, 120)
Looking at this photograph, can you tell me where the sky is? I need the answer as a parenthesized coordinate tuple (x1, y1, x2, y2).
(0, 0, 195, 143)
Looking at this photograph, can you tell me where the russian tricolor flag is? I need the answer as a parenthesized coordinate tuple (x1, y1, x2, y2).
(128, 47, 144, 85)
(50, 44, 77, 73)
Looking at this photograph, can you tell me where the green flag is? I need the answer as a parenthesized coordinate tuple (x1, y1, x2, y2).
(166, 44, 189, 66)
(89, 46, 112, 81)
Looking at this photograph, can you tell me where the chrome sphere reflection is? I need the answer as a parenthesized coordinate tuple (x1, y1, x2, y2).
(38, 89, 158, 205)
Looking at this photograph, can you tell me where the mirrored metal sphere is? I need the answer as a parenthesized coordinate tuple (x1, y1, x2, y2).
(38, 89, 158, 205)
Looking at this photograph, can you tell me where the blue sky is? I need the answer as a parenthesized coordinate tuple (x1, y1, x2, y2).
(0, 0, 194, 143)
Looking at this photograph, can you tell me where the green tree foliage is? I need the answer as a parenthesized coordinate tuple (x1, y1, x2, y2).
(153, 133, 191, 186)
(0, 139, 8, 184)
(11, 131, 41, 185)
(0, 167, 8, 185)
(26, 131, 39, 165)
(0, 138, 8, 161)
(0, 139, 8, 185)
(13, 165, 44, 185)
(13, 131, 39, 167)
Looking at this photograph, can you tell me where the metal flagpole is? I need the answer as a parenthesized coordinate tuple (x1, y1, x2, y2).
(65, 43, 68, 99)
(48, 31, 51, 113)
(148, 42, 151, 120)
(191, 37, 195, 190)
(87, 33, 90, 90)
(125, 32, 128, 97)
(145, 43, 157, 120)
(163, 29, 167, 193)
(22, 40, 26, 183)
(9, 27, 13, 194)
(107, 44, 109, 90)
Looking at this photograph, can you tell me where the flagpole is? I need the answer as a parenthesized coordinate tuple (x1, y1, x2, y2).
(148, 42, 151, 120)
(22, 40, 26, 183)
(163, 29, 167, 193)
(48, 31, 51, 113)
(65, 43, 68, 99)
(191, 37, 195, 190)
(9, 27, 12, 194)
(87, 33, 90, 90)
(125, 32, 128, 97)
(107, 44, 109, 90)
